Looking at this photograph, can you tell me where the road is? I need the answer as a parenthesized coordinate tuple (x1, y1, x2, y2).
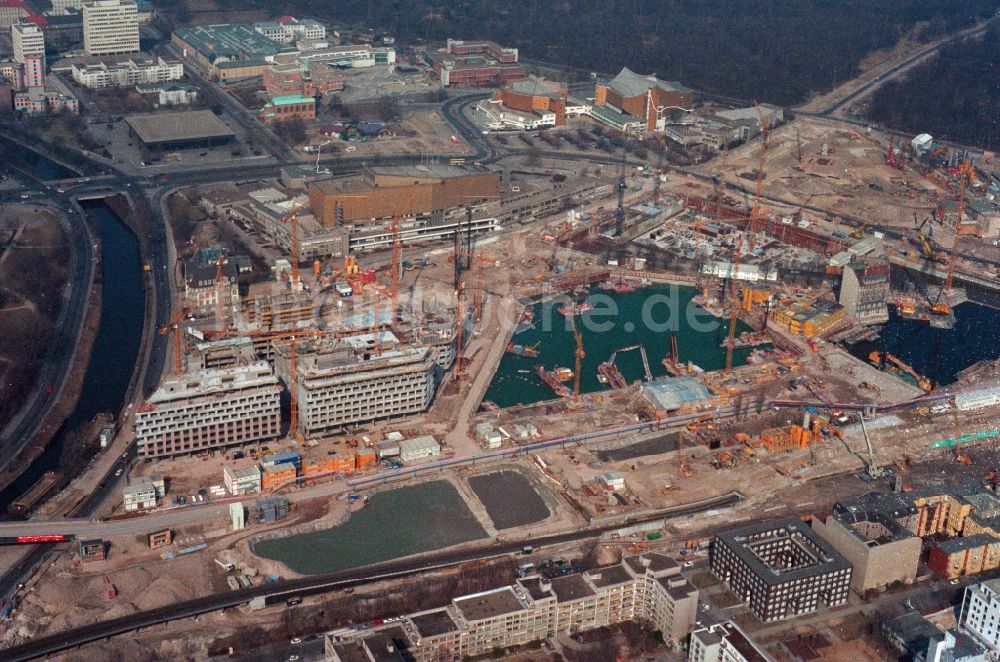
(814, 21, 994, 117)
(1, 491, 743, 662)
(0, 164, 95, 480)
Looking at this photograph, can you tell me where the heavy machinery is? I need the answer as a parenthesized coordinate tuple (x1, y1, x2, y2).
(859, 412, 881, 479)
(279, 205, 303, 292)
(159, 307, 190, 374)
(937, 161, 977, 311)
(678, 432, 694, 478)
(571, 317, 584, 403)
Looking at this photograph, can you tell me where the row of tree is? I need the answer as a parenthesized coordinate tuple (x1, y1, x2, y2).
(215, 0, 999, 105)
(867, 25, 1000, 151)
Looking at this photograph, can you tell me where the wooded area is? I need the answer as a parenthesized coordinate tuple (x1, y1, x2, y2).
(867, 25, 1000, 150)
(221, 0, 1000, 105)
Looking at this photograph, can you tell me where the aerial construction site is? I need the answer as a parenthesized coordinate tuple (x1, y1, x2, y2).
(3, 39, 1000, 661)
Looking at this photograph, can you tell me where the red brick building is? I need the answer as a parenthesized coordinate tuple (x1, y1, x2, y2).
(595, 67, 693, 132)
(427, 39, 525, 88)
(263, 61, 344, 98)
(258, 94, 316, 123)
(494, 77, 568, 126)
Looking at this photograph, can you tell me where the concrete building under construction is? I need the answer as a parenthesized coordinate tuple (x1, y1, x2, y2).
(135, 361, 282, 457)
(274, 332, 437, 437)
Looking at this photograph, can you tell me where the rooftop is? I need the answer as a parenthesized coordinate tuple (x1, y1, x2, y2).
(173, 23, 293, 63)
(587, 564, 634, 589)
(549, 573, 596, 603)
(640, 376, 714, 412)
(125, 110, 235, 145)
(715, 517, 852, 585)
(408, 609, 459, 637)
(606, 67, 691, 99)
(142, 361, 279, 405)
(453, 587, 526, 621)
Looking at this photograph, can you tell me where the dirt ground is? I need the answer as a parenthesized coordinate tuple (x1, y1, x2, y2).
(0, 206, 71, 430)
(305, 109, 472, 158)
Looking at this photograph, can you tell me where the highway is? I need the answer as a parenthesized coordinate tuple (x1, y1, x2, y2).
(0, 491, 743, 662)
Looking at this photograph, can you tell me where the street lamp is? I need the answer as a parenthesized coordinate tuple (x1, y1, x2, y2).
(315, 139, 332, 173)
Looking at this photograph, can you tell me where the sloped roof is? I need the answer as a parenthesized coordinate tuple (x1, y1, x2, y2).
(607, 67, 691, 98)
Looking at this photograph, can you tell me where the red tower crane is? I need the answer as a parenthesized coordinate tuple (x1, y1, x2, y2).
(159, 308, 190, 374)
(279, 205, 303, 292)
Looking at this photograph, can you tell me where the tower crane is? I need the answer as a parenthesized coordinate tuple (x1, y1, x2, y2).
(571, 316, 584, 403)
(454, 283, 466, 382)
(725, 103, 769, 372)
(937, 161, 976, 313)
(279, 205, 303, 292)
(243, 328, 326, 442)
(214, 255, 229, 334)
(159, 307, 190, 374)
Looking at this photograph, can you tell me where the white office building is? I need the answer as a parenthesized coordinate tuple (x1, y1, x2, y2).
(11, 22, 44, 65)
(960, 579, 1000, 649)
(83, 0, 139, 56)
(71, 56, 182, 88)
(223, 463, 262, 495)
(253, 17, 325, 44)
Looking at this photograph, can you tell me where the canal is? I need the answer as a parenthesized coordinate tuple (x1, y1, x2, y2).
(0, 202, 146, 511)
(253, 481, 488, 575)
(484, 284, 756, 408)
(2, 138, 80, 181)
(847, 303, 1000, 387)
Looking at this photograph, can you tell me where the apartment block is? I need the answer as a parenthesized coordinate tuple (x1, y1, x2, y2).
(689, 621, 774, 662)
(276, 334, 435, 437)
(135, 361, 282, 457)
(711, 518, 852, 622)
(326, 553, 698, 661)
(960, 579, 1000, 649)
(83, 0, 139, 56)
(22, 53, 42, 87)
(71, 56, 182, 89)
(11, 22, 43, 65)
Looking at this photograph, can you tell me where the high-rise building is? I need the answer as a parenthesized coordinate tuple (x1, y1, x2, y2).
(22, 54, 43, 88)
(960, 579, 1000, 648)
(11, 22, 44, 65)
(83, 0, 139, 56)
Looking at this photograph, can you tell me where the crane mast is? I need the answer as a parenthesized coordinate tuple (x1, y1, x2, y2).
(725, 104, 769, 372)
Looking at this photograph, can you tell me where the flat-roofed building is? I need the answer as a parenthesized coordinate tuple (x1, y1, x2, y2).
(123, 475, 159, 511)
(172, 23, 295, 81)
(309, 164, 500, 227)
(427, 38, 524, 88)
(83, 0, 138, 56)
(11, 21, 44, 65)
(689, 621, 774, 662)
(276, 334, 435, 437)
(223, 462, 261, 495)
(71, 56, 182, 88)
(326, 553, 698, 660)
(126, 109, 235, 150)
(711, 518, 852, 622)
(135, 361, 282, 457)
(811, 494, 922, 594)
(253, 17, 325, 44)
